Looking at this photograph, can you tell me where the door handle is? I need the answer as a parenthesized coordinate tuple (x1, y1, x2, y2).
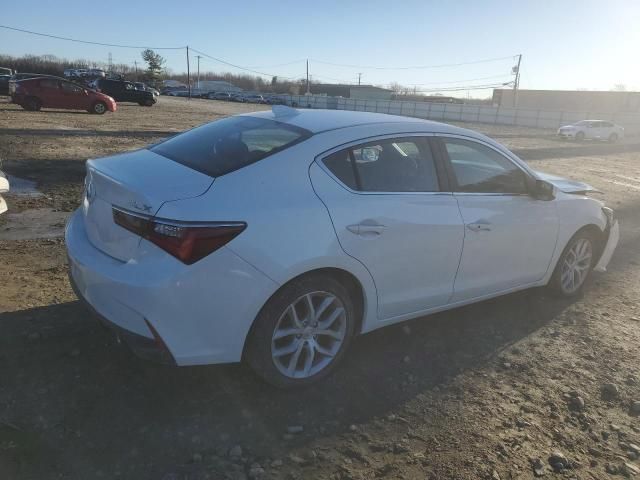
(467, 222, 492, 232)
(347, 223, 386, 236)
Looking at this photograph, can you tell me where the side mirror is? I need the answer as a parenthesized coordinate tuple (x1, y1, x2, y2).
(530, 179, 555, 201)
(83, 89, 88, 95)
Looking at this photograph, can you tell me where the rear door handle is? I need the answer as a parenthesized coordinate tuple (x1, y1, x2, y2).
(467, 222, 492, 232)
(347, 223, 386, 236)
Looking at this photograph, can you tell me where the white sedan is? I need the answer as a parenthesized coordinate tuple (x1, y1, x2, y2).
(557, 120, 624, 142)
(66, 108, 619, 387)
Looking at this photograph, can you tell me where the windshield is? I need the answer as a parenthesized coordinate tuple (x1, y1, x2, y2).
(150, 116, 311, 177)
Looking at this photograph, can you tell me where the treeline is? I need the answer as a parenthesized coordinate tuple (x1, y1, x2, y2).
(0, 53, 309, 93)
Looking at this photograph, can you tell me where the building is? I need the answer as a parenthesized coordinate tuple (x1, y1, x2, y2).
(493, 89, 640, 113)
(309, 84, 393, 100)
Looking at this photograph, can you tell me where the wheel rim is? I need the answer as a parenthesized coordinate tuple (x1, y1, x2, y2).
(95, 104, 105, 113)
(560, 238, 593, 293)
(271, 291, 347, 379)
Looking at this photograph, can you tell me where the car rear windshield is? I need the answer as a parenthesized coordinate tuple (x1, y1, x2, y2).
(150, 116, 311, 177)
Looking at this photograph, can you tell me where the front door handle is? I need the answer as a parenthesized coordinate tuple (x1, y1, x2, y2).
(467, 222, 492, 232)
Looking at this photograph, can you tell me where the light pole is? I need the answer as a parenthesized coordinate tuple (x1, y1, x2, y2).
(196, 55, 202, 90)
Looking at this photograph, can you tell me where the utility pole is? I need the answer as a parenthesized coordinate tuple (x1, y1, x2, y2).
(196, 55, 202, 90)
(357, 72, 362, 85)
(512, 53, 522, 107)
(134, 60, 138, 79)
(108, 52, 113, 73)
(306, 59, 310, 94)
(186, 46, 191, 99)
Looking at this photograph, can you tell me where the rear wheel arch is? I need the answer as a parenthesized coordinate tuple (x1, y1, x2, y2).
(242, 267, 366, 359)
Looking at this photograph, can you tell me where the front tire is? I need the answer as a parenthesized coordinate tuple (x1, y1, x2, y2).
(549, 230, 598, 297)
(143, 98, 154, 107)
(608, 133, 618, 143)
(245, 273, 356, 388)
(91, 102, 107, 114)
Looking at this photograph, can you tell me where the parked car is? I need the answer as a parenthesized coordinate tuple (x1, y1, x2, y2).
(243, 94, 267, 104)
(10, 77, 116, 113)
(63, 68, 77, 78)
(0, 67, 13, 76)
(0, 169, 8, 215)
(135, 82, 159, 97)
(265, 94, 286, 105)
(0, 75, 10, 96)
(557, 120, 624, 142)
(66, 109, 619, 388)
(208, 91, 233, 101)
(229, 93, 245, 102)
(94, 79, 156, 106)
(88, 68, 106, 78)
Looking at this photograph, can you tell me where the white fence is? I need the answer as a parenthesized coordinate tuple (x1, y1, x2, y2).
(277, 95, 640, 135)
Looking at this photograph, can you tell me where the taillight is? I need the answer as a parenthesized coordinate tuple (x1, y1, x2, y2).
(113, 207, 246, 265)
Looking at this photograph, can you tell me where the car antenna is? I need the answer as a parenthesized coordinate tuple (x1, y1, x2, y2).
(272, 105, 299, 118)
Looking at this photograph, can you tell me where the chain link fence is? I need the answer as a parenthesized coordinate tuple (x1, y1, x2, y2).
(275, 94, 640, 135)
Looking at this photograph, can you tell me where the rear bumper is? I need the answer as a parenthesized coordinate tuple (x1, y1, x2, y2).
(69, 269, 176, 365)
(65, 209, 279, 366)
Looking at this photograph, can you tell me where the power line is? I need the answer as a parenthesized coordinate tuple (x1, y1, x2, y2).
(310, 55, 517, 70)
(0, 24, 186, 50)
(404, 73, 512, 86)
(412, 82, 513, 93)
(189, 47, 297, 79)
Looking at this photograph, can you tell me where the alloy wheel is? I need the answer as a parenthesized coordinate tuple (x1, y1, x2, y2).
(560, 238, 593, 294)
(271, 291, 347, 379)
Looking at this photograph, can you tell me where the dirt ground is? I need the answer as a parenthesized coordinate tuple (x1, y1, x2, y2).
(1, 96, 639, 480)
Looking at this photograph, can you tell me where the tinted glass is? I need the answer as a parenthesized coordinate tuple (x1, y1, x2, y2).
(61, 82, 82, 93)
(355, 138, 438, 192)
(40, 79, 59, 89)
(323, 137, 439, 192)
(443, 138, 527, 194)
(150, 116, 311, 177)
(323, 150, 358, 190)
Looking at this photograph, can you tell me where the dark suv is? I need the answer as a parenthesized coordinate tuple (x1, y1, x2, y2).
(94, 79, 156, 106)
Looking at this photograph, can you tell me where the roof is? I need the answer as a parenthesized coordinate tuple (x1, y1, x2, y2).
(244, 108, 471, 135)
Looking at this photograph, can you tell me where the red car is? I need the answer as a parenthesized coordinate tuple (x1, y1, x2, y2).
(10, 77, 117, 114)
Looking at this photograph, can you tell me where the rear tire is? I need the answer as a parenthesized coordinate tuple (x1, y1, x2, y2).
(91, 102, 107, 114)
(245, 273, 356, 388)
(22, 97, 42, 111)
(575, 131, 585, 141)
(548, 229, 598, 297)
(608, 133, 618, 143)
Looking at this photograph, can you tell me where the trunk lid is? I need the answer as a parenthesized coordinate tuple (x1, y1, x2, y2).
(83, 149, 214, 261)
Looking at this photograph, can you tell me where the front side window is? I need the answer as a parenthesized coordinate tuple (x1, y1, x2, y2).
(61, 82, 82, 94)
(442, 138, 528, 194)
(40, 79, 59, 89)
(323, 137, 439, 192)
(150, 116, 311, 177)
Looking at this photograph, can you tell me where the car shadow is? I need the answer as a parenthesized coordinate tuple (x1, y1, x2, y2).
(0, 286, 574, 476)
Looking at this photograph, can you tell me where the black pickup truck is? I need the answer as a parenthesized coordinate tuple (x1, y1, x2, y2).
(94, 79, 156, 106)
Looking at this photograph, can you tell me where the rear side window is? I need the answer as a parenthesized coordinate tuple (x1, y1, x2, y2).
(150, 116, 311, 177)
(322, 137, 439, 192)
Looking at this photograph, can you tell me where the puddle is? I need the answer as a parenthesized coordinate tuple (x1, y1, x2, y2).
(0, 208, 69, 240)
(6, 175, 44, 197)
